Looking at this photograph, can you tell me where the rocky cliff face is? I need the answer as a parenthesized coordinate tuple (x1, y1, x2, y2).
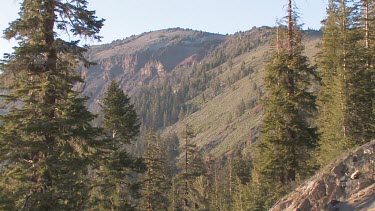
(77, 27, 322, 156)
(80, 28, 225, 113)
(271, 140, 375, 211)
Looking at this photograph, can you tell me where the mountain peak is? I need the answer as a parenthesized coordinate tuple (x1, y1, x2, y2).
(87, 28, 225, 60)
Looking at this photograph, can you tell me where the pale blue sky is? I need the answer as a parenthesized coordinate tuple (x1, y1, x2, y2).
(1, 0, 327, 57)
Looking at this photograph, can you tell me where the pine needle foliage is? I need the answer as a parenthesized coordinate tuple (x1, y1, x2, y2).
(101, 80, 140, 144)
(141, 129, 171, 211)
(0, 0, 104, 209)
(253, 0, 319, 208)
(174, 124, 206, 211)
(317, 0, 375, 164)
(89, 80, 145, 210)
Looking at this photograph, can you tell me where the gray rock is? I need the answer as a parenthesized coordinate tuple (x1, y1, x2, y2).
(271, 140, 375, 211)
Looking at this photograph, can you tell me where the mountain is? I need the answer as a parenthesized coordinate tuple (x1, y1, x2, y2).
(271, 140, 375, 211)
(80, 28, 225, 114)
(81, 27, 322, 157)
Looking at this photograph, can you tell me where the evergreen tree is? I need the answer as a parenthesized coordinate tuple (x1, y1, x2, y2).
(141, 129, 171, 211)
(90, 80, 145, 210)
(189, 175, 210, 211)
(0, 0, 103, 209)
(175, 124, 206, 210)
(241, 181, 267, 211)
(231, 175, 249, 211)
(253, 0, 319, 207)
(232, 155, 252, 185)
(347, 0, 375, 144)
(102, 80, 140, 143)
(162, 132, 180, 178)
(317, 0, 349, 163)
(317, 0, 375, 164)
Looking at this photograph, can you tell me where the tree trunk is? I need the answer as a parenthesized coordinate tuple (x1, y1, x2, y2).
(341, 0, 348, 138)
(287, 0, 293, 54)
(365, 0, 371, 68)
(184, 125, 189, 209)
(147, 139, 152, 211)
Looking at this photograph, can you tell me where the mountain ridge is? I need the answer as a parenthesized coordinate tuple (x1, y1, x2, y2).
(80, 28, 227, 114)
(88, 28, 226, 61)
(80, 26, 322, 157)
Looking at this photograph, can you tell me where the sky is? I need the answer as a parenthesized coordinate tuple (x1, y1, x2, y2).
(0, 0, 328, 57)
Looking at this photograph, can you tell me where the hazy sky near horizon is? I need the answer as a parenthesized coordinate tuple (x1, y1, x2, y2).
(1, 0, 327, 57)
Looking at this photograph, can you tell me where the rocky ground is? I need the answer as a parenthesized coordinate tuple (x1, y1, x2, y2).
(271, 140, 375, 211)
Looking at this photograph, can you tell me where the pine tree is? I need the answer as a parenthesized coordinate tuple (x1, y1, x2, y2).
(317, 0, 349, 163)
(0, 0, 103, 209)
(102, 80, 140, 143)
(163, 132, 180, 178)
(175, 124, 206, 210)
(231, 175, 249, 211)
(90, 80, 145, 210)
(317, 0, 375, 164)
(347, 0, 375, 144)
(229, 154, 252, 211)
(189, 175, 210, 211)
(253, 0, 319, 207)
(141, 129, 171, 211)
(242, 181, 267, 211)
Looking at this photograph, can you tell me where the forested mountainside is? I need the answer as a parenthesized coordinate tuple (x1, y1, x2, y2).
(81, 27, 322, 156)
(80, 28, 226, 114)
(3, 0, 375, 210)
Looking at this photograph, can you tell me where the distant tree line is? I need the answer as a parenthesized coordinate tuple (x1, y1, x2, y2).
(133, 58, 254, 130)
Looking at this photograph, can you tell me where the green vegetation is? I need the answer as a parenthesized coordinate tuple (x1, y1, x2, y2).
(174, 124, 206, 210)
(317, 0, 375, 164)
(89, 80, 145, 210)
(0, 0, 103, 209)
(1, 0, 374, 210)
(250, 0, 319, 208)
(141, 129, 170, 211)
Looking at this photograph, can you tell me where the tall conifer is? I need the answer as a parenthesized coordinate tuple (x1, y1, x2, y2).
(253, 0, 319, 207)
(317, 0, 349, 162)
(347, 0, 375, 143)
(175, 124, 206, 210)
(317, 0, 375, 163)
(0, 0, 103, 209)
(141, 129, 171, 211)
(90, 80, 145, 210)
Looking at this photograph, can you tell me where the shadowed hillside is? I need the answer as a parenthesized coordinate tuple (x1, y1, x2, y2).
(80, 28, 225, 114)
(81, 27, 322, 157)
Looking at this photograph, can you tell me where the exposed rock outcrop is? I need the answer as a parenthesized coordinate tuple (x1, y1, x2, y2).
(79, 28, 226, 113)
(271, 140, 375, 211)
(140, 60, 165, 77)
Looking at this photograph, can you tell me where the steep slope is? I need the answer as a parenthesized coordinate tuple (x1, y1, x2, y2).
(160, 28, 321, 156)
(81, 28, 225, 114)
(271, 140, 375, 211)
(81, 27, 321, 157)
